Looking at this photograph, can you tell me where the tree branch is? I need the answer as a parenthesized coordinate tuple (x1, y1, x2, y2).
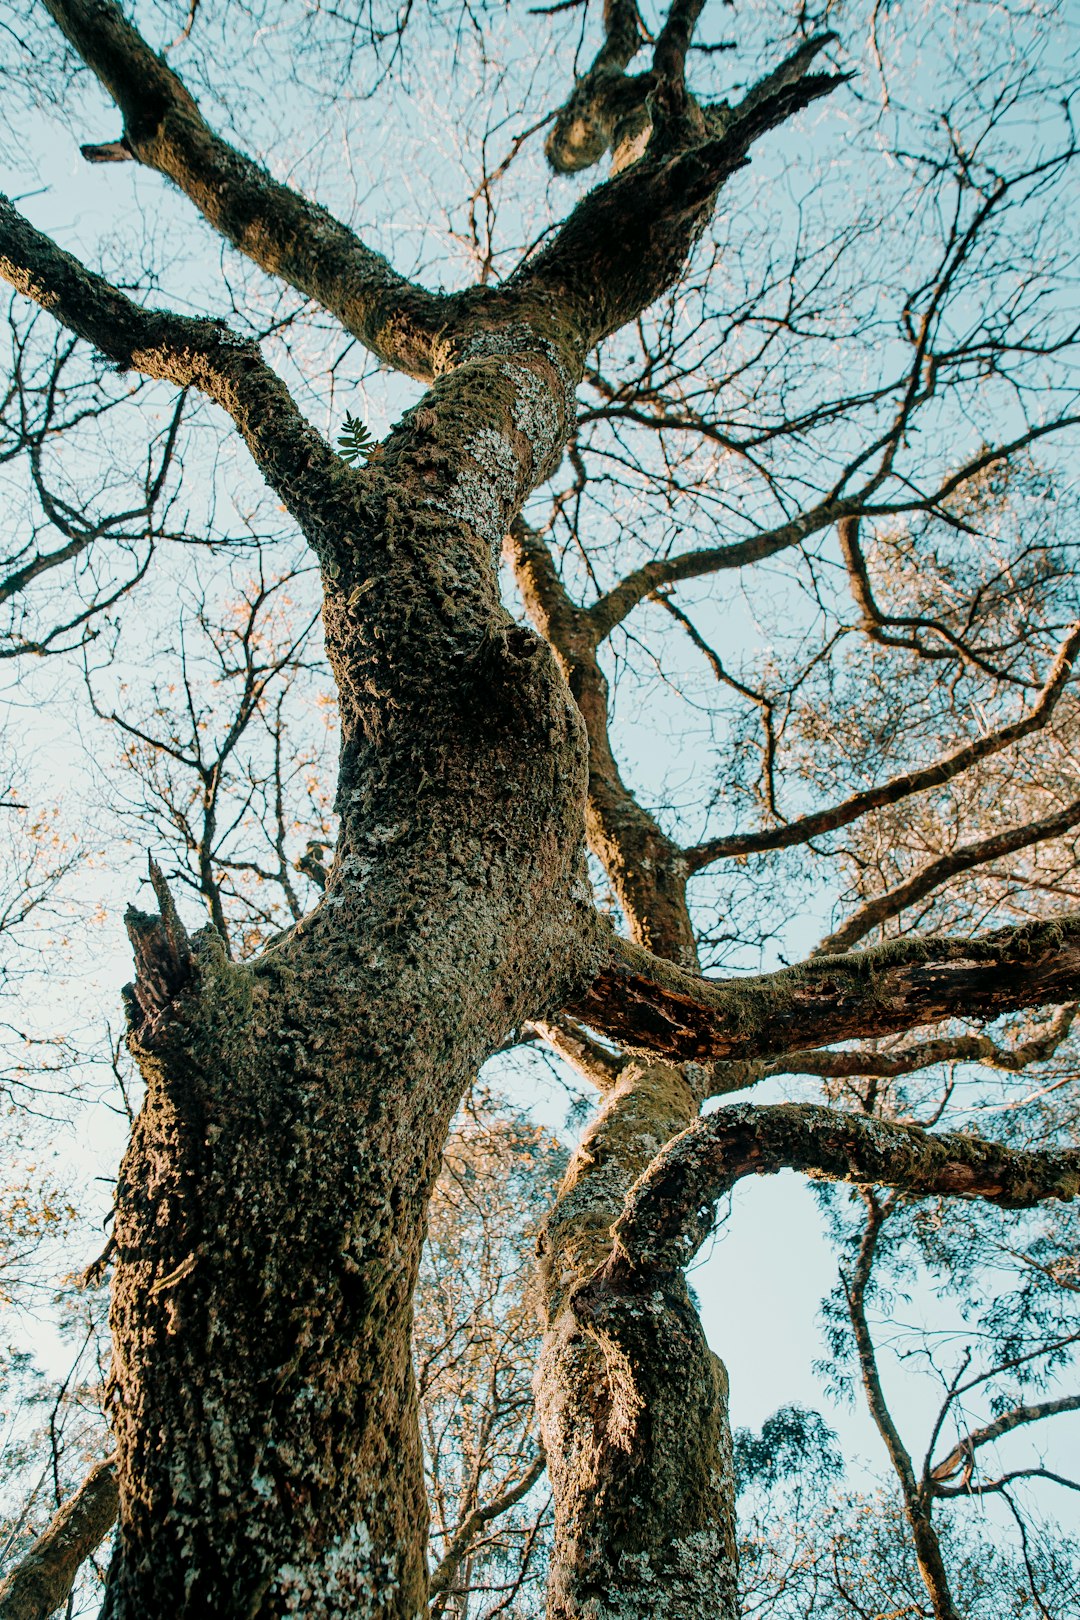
(687, 620, 1080, 870)
(602, 1102, 1080, 1275)
(505, 519, 700, 964)
(42, 0, 449, 377)
(519, 34, 845, 348)
(704, 1000, 1079, 1097)
(528, 1014, 625, 1089)
(842, 1196, 961, 1620)
(566, 916, 1080, 1064)
(929, 1394, 1080, 1486)
(427, 1450, 546, 1599)
(932, 1466, 1080, 1500)
(0, 1457, 117, 1620)
(818, 790, 1080, 955)
(546, 0, 650, 173)
(0, 195, 344, 538)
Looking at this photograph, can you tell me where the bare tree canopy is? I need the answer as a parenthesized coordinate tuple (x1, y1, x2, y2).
(0, 0, 1078, 1616)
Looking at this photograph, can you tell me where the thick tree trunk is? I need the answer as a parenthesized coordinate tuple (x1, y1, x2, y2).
(0, 24, 856, 1615)
(535, 1063, 738, 1620)
(102, 328, 598, 1619)
(108, 748, 592, 1617)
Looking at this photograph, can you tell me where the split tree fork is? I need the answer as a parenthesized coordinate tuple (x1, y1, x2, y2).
(1, 2, 1078, 1617)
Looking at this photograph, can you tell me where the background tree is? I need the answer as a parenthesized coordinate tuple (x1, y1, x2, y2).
(0, 1, 1078, 1618)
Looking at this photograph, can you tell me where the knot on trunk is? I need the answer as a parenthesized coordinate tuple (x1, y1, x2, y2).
(122, 859, 195, 1046)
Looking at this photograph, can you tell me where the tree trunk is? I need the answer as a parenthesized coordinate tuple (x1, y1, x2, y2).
(103, 332, 598, 1619)
(535, 1063, 738, 1620)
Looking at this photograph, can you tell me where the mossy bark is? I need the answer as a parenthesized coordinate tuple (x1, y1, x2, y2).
(102, 329, 598, 1620)
(1, 24, 858, 1618)
(535, 1064, 738, 1620)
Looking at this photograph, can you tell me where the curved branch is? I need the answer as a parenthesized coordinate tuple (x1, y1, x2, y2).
(587, 501, 844, 643)
(603, 1101, 1080, 1275)
(546, 0, 650, 174)
(843, 1197, 960, 1620)
(0, 1457, 117, 1620)
(688, 620, 1080, 870)
(0, 195, 343, 537)
(567, 915, 1080, 1064)
(505, 520, 699, 964)
(42, 0, 449, 377)
(932, 1466, 1080, 1500)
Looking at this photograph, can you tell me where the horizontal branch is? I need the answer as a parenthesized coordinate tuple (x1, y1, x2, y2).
(0, 1457, 117, 1620)
(931, 1465, 1080, 1500)
(43, 0, 449, 376)
(587, 501, 846, 642)
(818, 789, 1080, 954)
(603, 1102, 1080, 1274)
(688, 621, 1080, 870)
(566, 915, 1080, 1064)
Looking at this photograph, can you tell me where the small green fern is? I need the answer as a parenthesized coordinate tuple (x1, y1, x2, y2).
(337, 411, 375, 465)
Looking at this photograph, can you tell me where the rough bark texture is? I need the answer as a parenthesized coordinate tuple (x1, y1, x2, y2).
(535, 1063, 738, 1620)
(603, 1101, 1080, 1278)
(97, 319, 602, 1617)
(9, 7, 1077, 1619)
(571, 920, 1080, 1062)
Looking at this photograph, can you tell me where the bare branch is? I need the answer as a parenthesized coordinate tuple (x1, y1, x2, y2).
(602, 1102, 1080, 1276)
(929, 1395, 1080, 1486)
(705, 1001, 1079, 1097)
(528, 1014, 625, 1089)
(818, 792, 1080, 955)
(0, 195, 342, 537)
(688, 621, 1080, 871)
(427, 1450, 546, 1600)
(505, 519, 699, 964)
(42, 0, 449, 376)
(842, 1197, 961, 1620)
(519, 35, 846, 348)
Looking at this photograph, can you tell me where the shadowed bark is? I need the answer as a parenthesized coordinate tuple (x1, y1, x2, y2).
(534, 1062, 738, 1620)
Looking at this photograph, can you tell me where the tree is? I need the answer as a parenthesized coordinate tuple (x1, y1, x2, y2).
(0, 0, 1079, 1616)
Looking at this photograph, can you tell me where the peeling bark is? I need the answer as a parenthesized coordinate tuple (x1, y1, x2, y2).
(570, 918, 1080, 1062)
